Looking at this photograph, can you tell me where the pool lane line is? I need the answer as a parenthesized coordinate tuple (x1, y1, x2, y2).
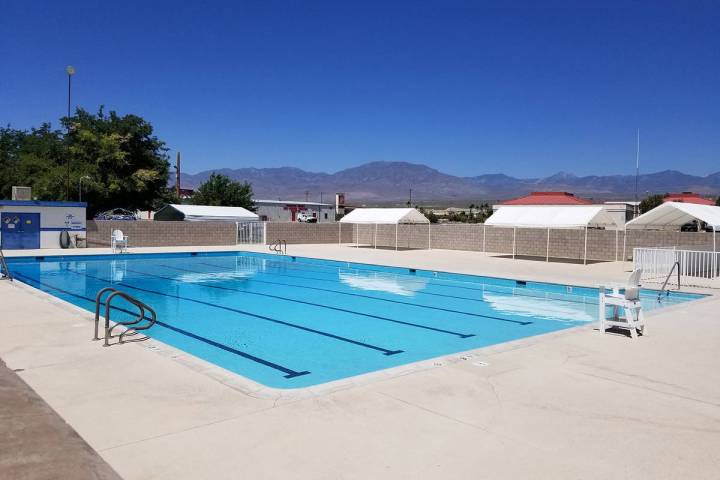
(124, 266, 476, 339)
(232, 256, 600, 306)
(11, 272, 311, 379)
(191, 262, 533, 326)
(64, 268, 405, 357)
(228, 257, 597, 305)
(200, 259, 590, 309)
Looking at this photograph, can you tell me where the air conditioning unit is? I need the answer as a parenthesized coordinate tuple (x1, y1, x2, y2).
(12, 186, 32, 201)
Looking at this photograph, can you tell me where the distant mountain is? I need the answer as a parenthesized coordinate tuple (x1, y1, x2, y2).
(177, 161, 720, 204)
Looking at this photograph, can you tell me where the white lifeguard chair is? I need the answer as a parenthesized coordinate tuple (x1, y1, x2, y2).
(111, 229, 129, 253)
(598, 269, 645, 338)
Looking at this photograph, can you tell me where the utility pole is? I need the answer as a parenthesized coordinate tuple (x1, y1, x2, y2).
(305, 190, 309, 202)
(175, 152, 181, 199)
(319, 192, 325, 222)
(408, 188, 413, 207)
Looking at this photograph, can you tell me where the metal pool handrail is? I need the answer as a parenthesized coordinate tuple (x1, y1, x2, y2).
(657, 261, 681, 302)
(94, 287, 157, 346)
(0, 247, 12, 281)
(269, 239, 287, 255)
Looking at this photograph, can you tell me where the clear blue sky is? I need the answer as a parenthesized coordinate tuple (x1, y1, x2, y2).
(2, 0, 718, 177)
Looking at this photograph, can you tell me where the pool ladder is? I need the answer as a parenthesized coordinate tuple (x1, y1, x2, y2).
(0, 247, 12, 281)
(269, 239, 287, 255)
(93, 287, 157, 346)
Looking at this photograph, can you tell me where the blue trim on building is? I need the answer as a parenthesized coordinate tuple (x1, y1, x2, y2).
(0, 200, 87, 207)
(40, 227, 87, 232)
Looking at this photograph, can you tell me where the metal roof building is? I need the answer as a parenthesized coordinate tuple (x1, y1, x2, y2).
(501, 191, 593, 206)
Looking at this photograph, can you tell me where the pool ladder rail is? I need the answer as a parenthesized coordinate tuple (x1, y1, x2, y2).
(0, 247, 12, 281)
(269, 239, 287, 255)
(93, 287, 157, 346)
(657, 261, 681, 302)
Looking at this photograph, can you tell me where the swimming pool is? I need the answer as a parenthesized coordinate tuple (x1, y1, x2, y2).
(6, 252, 703, 389)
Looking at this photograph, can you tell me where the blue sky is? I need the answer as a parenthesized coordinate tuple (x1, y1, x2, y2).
(2, 1, 719, 177)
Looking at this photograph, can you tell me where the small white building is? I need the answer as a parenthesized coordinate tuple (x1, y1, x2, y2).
(0, 200, 87, 249)
(603, 201, 640, 225)
(153, 204, 258, 222)
(254, 199, 336, 223)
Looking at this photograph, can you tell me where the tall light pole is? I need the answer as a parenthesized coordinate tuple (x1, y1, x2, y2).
(79, 176, 91, 202)
(66, 65, 76, 200)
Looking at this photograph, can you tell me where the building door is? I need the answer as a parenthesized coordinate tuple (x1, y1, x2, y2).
(1, 212, 40, 249)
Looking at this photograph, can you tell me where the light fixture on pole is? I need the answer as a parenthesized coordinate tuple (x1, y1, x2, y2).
(65, 65, 76, 201)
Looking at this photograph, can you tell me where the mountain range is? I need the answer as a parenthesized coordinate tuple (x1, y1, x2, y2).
(177, 161, 720, 205)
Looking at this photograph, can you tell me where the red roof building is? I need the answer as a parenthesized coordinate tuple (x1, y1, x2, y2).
(502, 191, 593, 206)
(662, 192, 715, 206)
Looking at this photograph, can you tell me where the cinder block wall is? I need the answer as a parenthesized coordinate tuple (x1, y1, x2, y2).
(266, 222, 354, 244)
(87, 220, 716, 262)
(86, 220, 237, 247)
(277, 223, 715, 262)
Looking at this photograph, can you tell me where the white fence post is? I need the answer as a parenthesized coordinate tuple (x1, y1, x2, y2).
(634, 246, 719, 289)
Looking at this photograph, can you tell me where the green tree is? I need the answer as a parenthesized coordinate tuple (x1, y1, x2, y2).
(639, 194, 664, 213)
(476, 202, 493, 223)
(0, 107, 171, 217)
(716, 196, 720, 207)
(192, 173, 254, 209)
(63, 108, 170, 216)
(0, 124, 66, 200)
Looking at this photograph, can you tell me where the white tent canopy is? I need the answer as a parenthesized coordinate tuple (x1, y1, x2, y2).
(484, 205, 621, 264)
(625, 201, 719, 254)
(155, 204, 258, 222)
(339, 208, 430, 250)
(339, 208, 429, 224)
(485, 205, 620, 229)
(625, 202, 720, 231)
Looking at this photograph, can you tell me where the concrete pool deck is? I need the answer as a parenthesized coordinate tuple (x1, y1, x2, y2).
(2, 245, 719, 479)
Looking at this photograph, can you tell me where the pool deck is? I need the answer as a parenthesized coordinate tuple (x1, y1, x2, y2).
(2, 244, 719, 479)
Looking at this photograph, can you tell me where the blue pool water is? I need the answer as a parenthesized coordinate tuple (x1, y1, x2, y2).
(7, 252, 703, 388)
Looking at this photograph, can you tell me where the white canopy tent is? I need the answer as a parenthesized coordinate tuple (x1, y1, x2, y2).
(339, 208, 430, 250)
(484, 205, 621, 264)
(625, 202, 720, 253)
(154, 204, 258, 222)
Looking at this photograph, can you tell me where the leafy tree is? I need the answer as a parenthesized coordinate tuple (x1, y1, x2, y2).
(639, 194, 664, 213)
(476, 202, 493, 222)
(0, 124, 66, 200)
(192, 173, 254, 210)
(0, 107, 171, 217)
(63, 108, 170, 216)
(717, 196, 720, 207)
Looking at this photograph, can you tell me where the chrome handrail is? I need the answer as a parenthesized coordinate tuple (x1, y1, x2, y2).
(94, 287, 157, 346)
(0, 247, 11, 281)
(269, 239, 287, 255)
(657, 261, 681, 302)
